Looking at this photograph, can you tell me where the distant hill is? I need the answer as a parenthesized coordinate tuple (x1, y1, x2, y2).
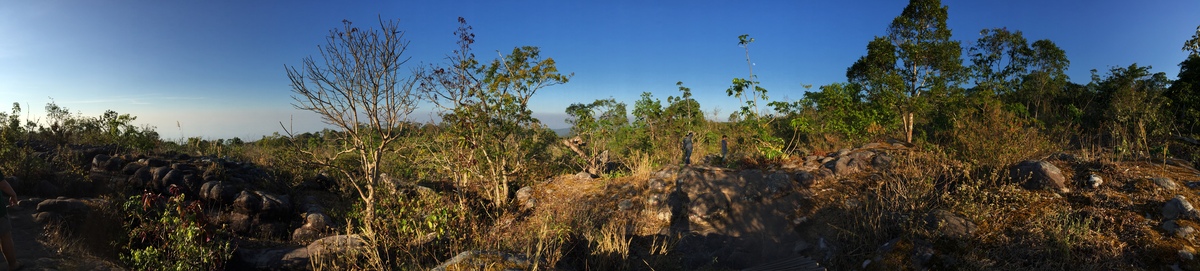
(552, 128, 572, 137)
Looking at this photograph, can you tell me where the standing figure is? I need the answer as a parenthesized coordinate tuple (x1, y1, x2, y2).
(682, 132, 694, 165)
(720, 135, 729, 160)
(0, 171, 21, 271)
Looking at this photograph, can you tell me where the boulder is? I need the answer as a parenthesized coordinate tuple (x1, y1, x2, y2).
(160, 169, 185, 193)
(794, 171, 816, 188)
(257, 191, 292, 218)
(1154, 177, 1178, 190)
(121, 162, 142, 175)
(1010, 160, 1070, 193)
(151, 167, 171, 185)
(36, 198, 89, 216)
(90, 154, 111, 171)
(305, 213, 332, 230)
(1163, 220, 1196, 239)
(1164, 195, 1200, 220)
(1087, 174, 1103, 189)
(146, 158, 167, 167)
(201, 181, 237, 205)
(292, 226, 323, 244)
(229, 213, 256, 234)
(925, 209, 976, 239)
(234, 191, 263, 214)
(871, 153, 893, 169)
(831, 156, 861, 176)
(33, 212, 64, 224)
(432, 250, 537, 271)
(129, 166, 153, 187)
(307, 235, 367, 258)
(515, 186, 534, 210)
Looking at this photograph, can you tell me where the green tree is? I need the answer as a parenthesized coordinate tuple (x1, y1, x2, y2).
(1090, 64, 1171, 153)
(1167, 26, 1200, 135)
(848, 0, 964, 143)
(968, 28, 1030, 96)
(419, 17, 570, 207)
(665, 81, 703, 132)
(726, 34, 768, 119)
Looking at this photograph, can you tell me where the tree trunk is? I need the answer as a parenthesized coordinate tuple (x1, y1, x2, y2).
(903, 112, 915, 144)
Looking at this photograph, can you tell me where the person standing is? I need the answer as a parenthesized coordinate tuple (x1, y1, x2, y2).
(682, 132, 694, 165)
(0, 171, 20, 271)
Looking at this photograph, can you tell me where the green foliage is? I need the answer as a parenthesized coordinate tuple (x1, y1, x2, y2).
(120, 193, 234, 271)
(1167, 55, 1200, 135)
(848, 0, 964, 143)
(1087, 64, 1172, 154)
(419, 17, 571, 207)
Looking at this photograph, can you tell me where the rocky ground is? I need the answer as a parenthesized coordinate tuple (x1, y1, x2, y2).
(10, 141, 1200, 270)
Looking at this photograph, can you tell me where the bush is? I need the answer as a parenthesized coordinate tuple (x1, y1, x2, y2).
(120, 192, 235, 271)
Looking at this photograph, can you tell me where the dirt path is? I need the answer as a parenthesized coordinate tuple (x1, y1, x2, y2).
(7, 198, 122, 271)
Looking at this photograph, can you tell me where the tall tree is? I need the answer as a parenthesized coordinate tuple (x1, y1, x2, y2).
(968, 28, 1030, 96)
(284, 18, 417, 258)
(847, 0, 964, 143)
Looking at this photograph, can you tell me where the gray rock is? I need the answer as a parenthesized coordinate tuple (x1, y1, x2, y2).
(305, 213, 332, 230)
(648, 179, 667, 192)
(234, 190, 262, 214)
(575, 171, 594, 180)
(307, 235, 367, 258)
(257, 191, 292, 218)
(121, 162, 142, 175)
(516, 186, 534, 210)
(1154, 177, 1178, 190)
(1010, 160, 1070, 193)
(925, 209, 976, 239)
(1087, 174, 1103, 189)
(33, 212, 63, 224)
(201, 181, 237, 205)
(292, 226, 322, 244)
(618, 199, 634, 211)
(91, 154, 111, 171)
(1163, 220, 1196, 239)
(1165, 195, 1200, 220)
(128, 166, 152, 187)
(794, 171, 816, 188)
(432, 250, 536, 271)
(229, 212, 256, 234)
(835, 148, 851, 157)
(151, 166, 171, 184)
(1182, 249, 1195, 261)
(832, 156, 860, 176)
(861, 142, 883, 149)
(871, 153, 893, 169)
(36, 199, 89, 216)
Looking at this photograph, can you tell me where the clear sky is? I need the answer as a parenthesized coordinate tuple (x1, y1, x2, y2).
(2, 0, 1197, 140)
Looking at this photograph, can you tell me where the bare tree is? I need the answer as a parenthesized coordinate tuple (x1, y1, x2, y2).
(284, 18, 416, 238)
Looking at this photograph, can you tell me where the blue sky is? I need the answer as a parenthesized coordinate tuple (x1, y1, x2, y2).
(1, 0, 1197, 140)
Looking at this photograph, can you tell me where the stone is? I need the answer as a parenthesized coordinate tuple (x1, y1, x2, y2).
(229, 212, 255, 234)
(201, 181, 237, 205)
(861, 142, 883, 149)
(161, 169, 185, 193)
(33, 212, 64, 224)
(515, 186, 534, 210)
(1087, 174, 1103, 189)
(819, 157, 834, 164)
(925, 209, 976, 239)
(257, 191, 292, 218)
(234, 190, 262, 214)
(121, 163, 142, 175)
(36, 198, 89, 216)
(128, 166, 152, 187)
(1165, 195, 1200, 220)
(90, 154, 111, 172)
(1010, 160, 1070, 193)
(432, 250, 536, 271)
(307, 235, 367, 258)
(832, 156, 860, 176)
(575, 172, 594, 180)
(618, 199, 634, 211)
(292, 226, 322, 243)
(151, 166, 171, 184)
(871, 153, 892, 169)
(1154, 177, 1178, 190)
(794, 171, 816, 188)
(305, 213, 332, 230)
(835, 148, 851, 157)
(146, 158, 167, 167)
(648, 179, 667, 192)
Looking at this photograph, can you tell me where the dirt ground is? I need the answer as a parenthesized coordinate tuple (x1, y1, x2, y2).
(5, 198, 122, 271)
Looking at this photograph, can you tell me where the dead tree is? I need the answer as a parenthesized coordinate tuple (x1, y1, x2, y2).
(562, 136, 608, 176)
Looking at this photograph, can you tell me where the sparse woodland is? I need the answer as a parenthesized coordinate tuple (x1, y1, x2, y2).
(5, 0, 1200, 270)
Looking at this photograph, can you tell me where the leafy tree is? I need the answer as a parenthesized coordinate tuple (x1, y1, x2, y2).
(1167, 26, 1200, 135)
(665, 81, 703, 132)
(1089, 64, 1171, 153)
(848, 0, 964, 143)
(284, 17, 418, 248)
(968, 28, 1030, 96)
(419, 17, 570, 207)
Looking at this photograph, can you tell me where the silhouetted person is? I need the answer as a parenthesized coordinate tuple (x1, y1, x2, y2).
(720, 135, 728, 160)
(0, 171, 20, 271)
(682, 132, 694, 165)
